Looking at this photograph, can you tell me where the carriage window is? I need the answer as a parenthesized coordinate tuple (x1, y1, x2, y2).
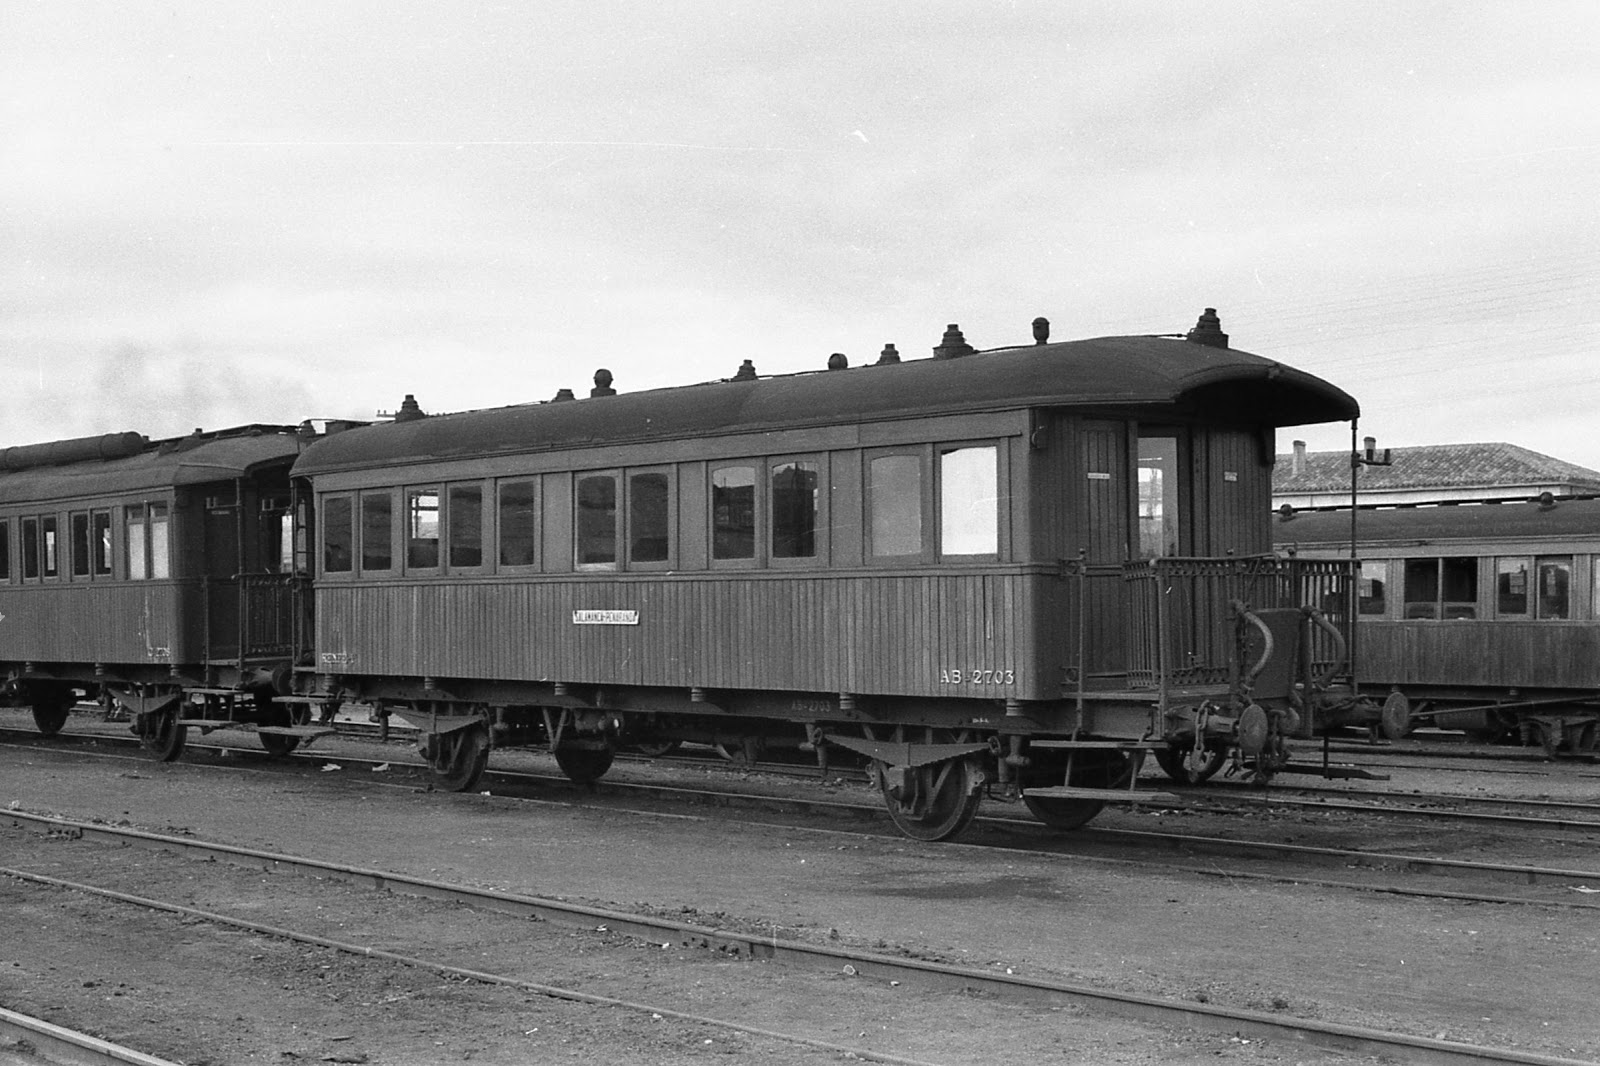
(148, 504, 170, 579)
(1496, 557, 1529, 616)
(1358, 560, 1387, 615)
(870, 454, 922, 558)
(40, 516, 59, 578)
(448, 484, 483, 568)
(712, 465, 756, 560)
(498, 480, 539, 567)
(1404, 557, 1477, 619)
(93, 511, 111, 576)
(361, 493, 393, 571)
(1535, 555, 1572, 620)
(629, 472, 670, 564)
(71, 513, 91, 577)
(407, 488, 440, 569)
(576, 474, 618, 568)
(940, 446, 998, 556)
(124, 511, 144, 580)
(323, 496, 354, 574)
(0, 520, 9, 581)
(1137, 435, 1180, 558)
(771, 461, 818, 559)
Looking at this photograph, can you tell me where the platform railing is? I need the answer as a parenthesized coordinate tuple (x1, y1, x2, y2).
(1120, 556, 1355, 693)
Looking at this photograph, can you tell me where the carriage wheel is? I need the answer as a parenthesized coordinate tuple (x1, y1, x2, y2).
(139, 708, 187, 762)
(259, 730, 301, 757)
(256, 692, 301, 757)
(1153, 743, 1226, 785)
(427, 723, 491, 791)
(1380, 690, 1412, 741)
(633, 740, 681, 758)
(876, 756, 984, 842)
(1022, 749, 1134, 831)
(554, 743, 615, 784)
(30, 694, 74, 737)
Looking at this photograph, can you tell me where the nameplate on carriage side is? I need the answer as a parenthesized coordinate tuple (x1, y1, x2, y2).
(572, 610, 639, 625)
(1086, 472, 1111, 480)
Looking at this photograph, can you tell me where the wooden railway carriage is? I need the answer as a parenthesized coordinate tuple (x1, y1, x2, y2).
(1277, 496, 1600, 754)
(0, 426, 311, 756)
(292, 311, 1363, 839)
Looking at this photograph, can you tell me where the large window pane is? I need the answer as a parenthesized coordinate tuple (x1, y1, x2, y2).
(1137, 435, 1179, 558)
(1535, 555, 1572, 620)
(870, 454, 922, 558)
(1440, 556, 1476, 618)
(771, 461, 818, 559)
(712, 465, 756, 560)
(361, 494, 393, 571)
(1496, 557, 1529, 616)
(407, 489, 440, 568)
(323, 496, 354, 573)
(498, 481, 538, 567)
(448, 484, 483, 568)
(71, 513, 91, 577)
(41, 516, 58, 578)
(1358, 560, 1386, 615)
(576, 474, 618, 567)
(93, 511, 112, 576)
(630, 472, 670, 563)
(125, 511, 145, 581)
(0, 520, 9, 581)
(940, 447, 997, 556)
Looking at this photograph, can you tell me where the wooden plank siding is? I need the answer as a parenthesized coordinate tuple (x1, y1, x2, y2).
(1358, 620, 1600, 690)
(1, 581, 188, 664)
(316, 569, 1056, 700)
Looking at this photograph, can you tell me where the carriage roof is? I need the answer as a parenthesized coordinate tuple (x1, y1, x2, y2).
(292, 329, 1359, 476)
(0, 427, 303, 504)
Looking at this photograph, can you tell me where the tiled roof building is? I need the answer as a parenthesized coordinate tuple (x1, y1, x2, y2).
(1273, 441, 1600, 509)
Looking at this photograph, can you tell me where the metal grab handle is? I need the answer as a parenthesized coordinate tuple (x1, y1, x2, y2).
(1306, 608, 1348, 688)
(1232, 600, 1274, 689)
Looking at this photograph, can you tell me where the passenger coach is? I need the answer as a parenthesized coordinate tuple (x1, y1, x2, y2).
(291, 311, 1364, 838)
(1278, 496, 1600, 754)
(0, 426, 311, 756)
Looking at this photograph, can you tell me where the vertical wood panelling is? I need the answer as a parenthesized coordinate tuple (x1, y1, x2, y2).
(316, 570, 1053, 699)
(2, 584, 184, 664)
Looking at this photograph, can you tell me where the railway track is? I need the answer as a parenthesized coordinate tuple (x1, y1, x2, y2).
(0, 1007, 181, 1066)
(5, 809, 1592, 1066)
(6, 725, 1599, 910)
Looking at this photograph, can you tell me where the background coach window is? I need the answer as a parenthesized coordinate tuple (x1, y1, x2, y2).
(576, 473, 618, 568)
(448, 484, 483, 568)
(323, 496, 354, 574)
(407, 488, 440, 569)
(629, 472, 670, 564)
(711, 464, 756, 560)
(361, 493, 393, 572)
(498, 480, 539, 567)
(771, 460, 818, 559)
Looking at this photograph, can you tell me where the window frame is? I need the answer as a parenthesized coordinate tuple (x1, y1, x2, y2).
(404, 486, 442, 573)
(0, 517, 10, 583)
(936, 441, 1003, 562)
(574, 470, 621, 571)
(495, 477, 542, 571)
(709, 461, 761, 569)
(1402, 556, 1479, 620)
(866, 446, 933, 565)
(626, 466, 676, 571)
(767, 454, 826, 569)
(320, 493, 356, 578)
(358, 489, 396, 575)
(445, 480, 489, 573)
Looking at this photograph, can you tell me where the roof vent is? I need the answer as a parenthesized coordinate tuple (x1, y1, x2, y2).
(591, 369, 616, 397)
(733, 359, 757, 381)
(876, 343, 900, 365)
(551, 388, 576, 402)
(827, 352, 848, 370)
(1032, 317, 1050, 345)
(933, 323, 974, 359)
(393, 394, 426, 422)
(1185, 308, 1229, 349)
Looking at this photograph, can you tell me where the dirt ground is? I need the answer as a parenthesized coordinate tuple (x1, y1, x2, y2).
(1, 719, 1597, 1064)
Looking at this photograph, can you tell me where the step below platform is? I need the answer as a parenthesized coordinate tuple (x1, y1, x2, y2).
(1023, 786, 1181, 805)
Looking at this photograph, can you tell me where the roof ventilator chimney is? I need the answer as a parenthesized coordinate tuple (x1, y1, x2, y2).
(551, 388, 576, 402)
(1185, 308, 1229, 348)
(876, 343, 900, 365)
(393, 394, 426, 422)
(1292, 440, 1306, 478)
(591, 369, 616, 397)
(933, 323, 974, 359)
(733, 359, 757, 381)
(827, 352, 848, 370)
(1032, 317, 1050, 345)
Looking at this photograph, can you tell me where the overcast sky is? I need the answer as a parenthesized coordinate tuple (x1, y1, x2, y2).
(5, 2, 1598, 469)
